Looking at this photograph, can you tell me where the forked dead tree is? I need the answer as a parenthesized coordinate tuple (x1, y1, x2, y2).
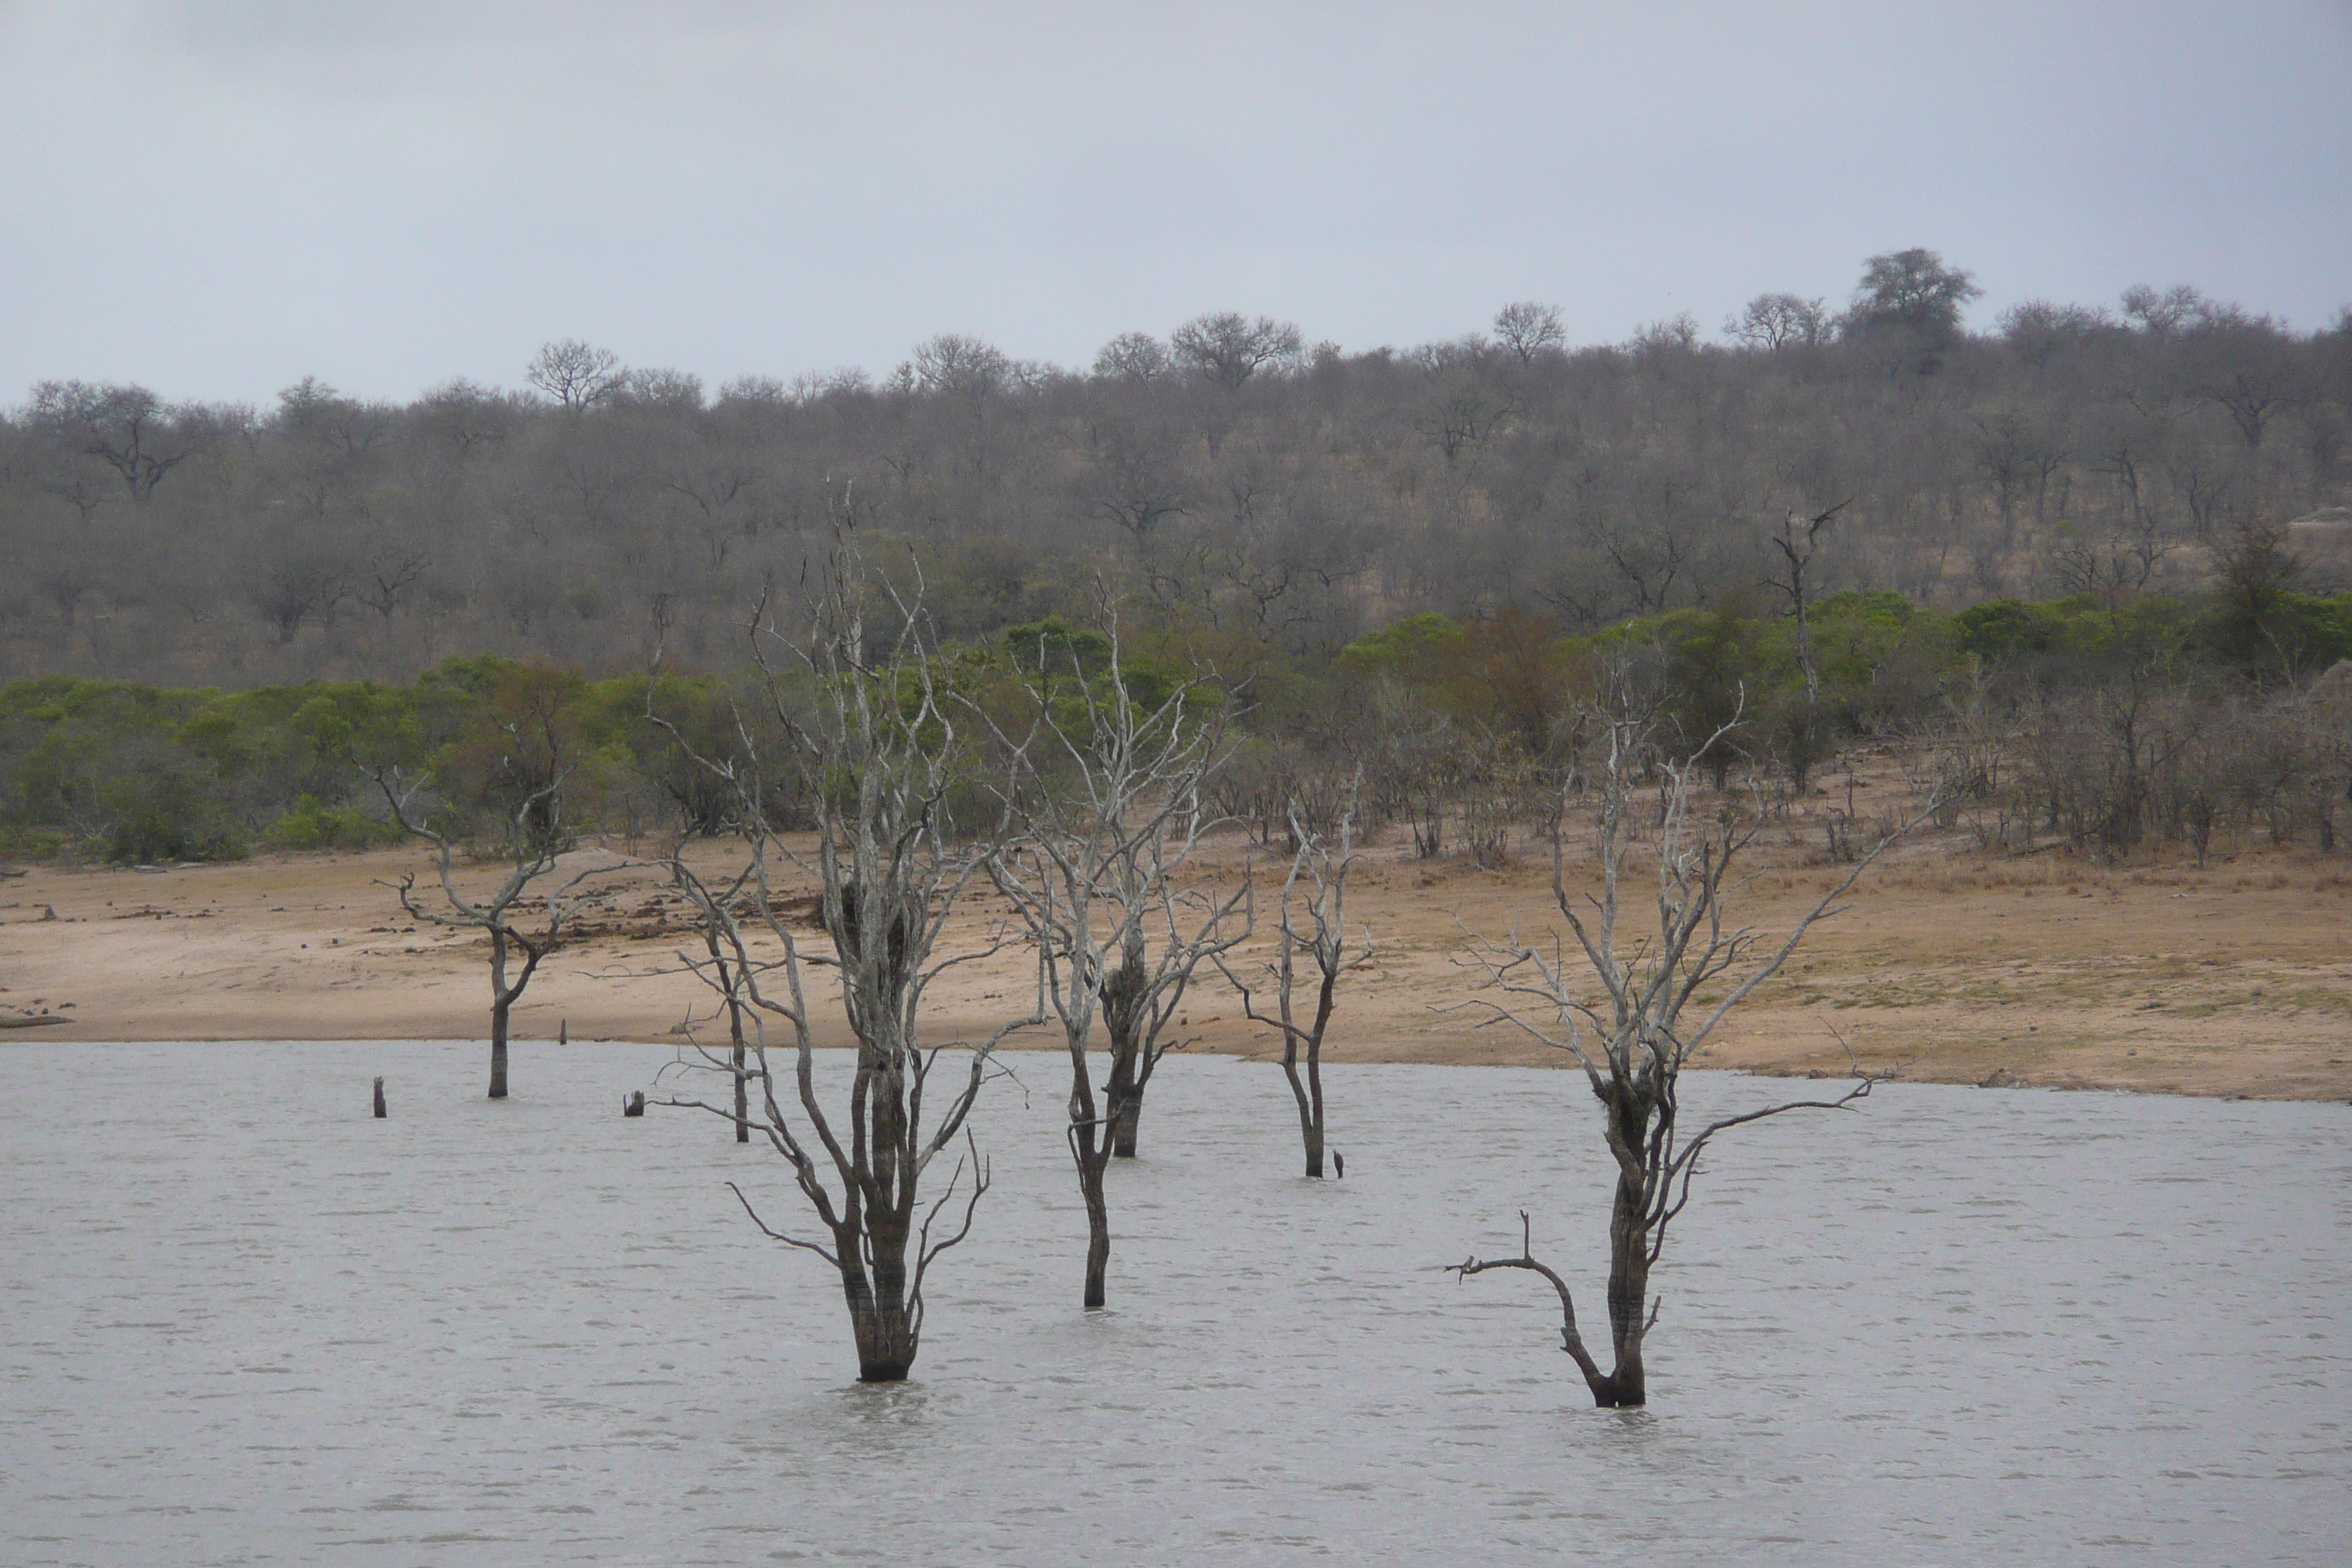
(1217, 783, 1373, 1178)
(1449, 672, 1935, 1406)
(369, 731, 619, 1100)
(647, 520, 1042, 1381)
(985, 621, 1246, 1310)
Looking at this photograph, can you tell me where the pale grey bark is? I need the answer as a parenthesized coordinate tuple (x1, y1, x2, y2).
(1217, 782, 1373, 1179)
(1450, 664, 1939, 1406)
(648, 514, 1043, 1380)
(983, 617, 1248, 1309)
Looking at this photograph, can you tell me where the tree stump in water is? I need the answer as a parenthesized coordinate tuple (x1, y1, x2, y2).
(622, 1090, 645, 1117)
(372, 1077, 387, 1118)
(559, 1019, 568, 1044)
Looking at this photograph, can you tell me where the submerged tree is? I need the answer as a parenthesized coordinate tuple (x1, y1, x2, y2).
(985, 619, 1245, 1309)
(1218, 783, 1373, 1178)
(650, 519, 1042, 1381)
(369, 666, 620, 1099)
(676, 862, 755, 1142)
(1449, 669, 1934, 1406)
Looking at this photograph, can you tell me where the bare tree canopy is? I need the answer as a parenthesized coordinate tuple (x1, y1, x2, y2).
(1169, 312, 1303, 390)
(1092, 331, 1172, 385)
(26, 380, 201, 503)
(647, 516, 1043, 1381)
(984, 617, 1245, 1307)
(897, 333, 1026, 401)
(524, 339, 624, 413)
(1217, 780, 1372, 1178)
(1725, 293, 1831, 351)
(367, 665, 626, 1098)
(1450, 664, 1938, 1406)
(1491, 301, 1567, 363)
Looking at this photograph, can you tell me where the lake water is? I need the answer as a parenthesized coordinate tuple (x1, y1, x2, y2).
(3, 1041, 2346, 1566)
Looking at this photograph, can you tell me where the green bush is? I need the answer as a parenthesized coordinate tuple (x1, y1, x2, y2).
(98, 807, 245, 866)
(263, 795, 405, 853)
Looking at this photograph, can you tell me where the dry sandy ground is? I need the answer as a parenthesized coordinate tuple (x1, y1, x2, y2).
(3, 817, 2348, 1103)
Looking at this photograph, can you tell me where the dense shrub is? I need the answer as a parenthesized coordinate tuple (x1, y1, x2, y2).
(1, 587, 2348, 865)
(262, 795, 404, 853)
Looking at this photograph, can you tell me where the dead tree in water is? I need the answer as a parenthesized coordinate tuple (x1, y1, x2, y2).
(1217, 784, 1372, 1178)
(636, 852, 757, 1142)
(649, 519, 1041, 1382)
(1449, 671, 1934, 1406)
(369, 706, 619, 1099)
(679, 864, 754, 1142)
(984, 619, 1245, 1311)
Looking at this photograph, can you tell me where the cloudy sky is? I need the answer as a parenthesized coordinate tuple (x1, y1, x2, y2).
(3, 1, 2348, 404)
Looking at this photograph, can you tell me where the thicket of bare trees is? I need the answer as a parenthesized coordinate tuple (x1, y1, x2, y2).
(6, 264, 2345, 688)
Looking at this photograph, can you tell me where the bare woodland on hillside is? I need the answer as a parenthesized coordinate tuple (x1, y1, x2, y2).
(5, 255, 2348, 687)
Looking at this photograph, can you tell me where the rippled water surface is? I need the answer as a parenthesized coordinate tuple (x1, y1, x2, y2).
(4, 1041, 2348, 1565)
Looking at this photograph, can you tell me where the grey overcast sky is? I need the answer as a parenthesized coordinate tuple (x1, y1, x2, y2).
(3, 1, 2348, 405)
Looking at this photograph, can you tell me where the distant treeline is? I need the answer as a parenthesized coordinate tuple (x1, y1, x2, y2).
(6, 573, 2348, 869)
(3, 250, 2348, 689)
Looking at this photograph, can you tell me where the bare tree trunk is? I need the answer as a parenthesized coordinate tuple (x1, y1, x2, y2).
(1270, 968, 1345, 1175)
(1111, 1088, 1142, 1158)
(1599, 1157, 1651, 1407)
(483, 927, 546, 1102)
(1103, 947, 1145, 1159)
(709, 941, 751, 1142)
(1079, 1134, 1112, 1311)
(1280, 1049, 1325, 1177)
(488, 988, 510, 1099)
(1306, 1046, 1324, 1177)
(842, 1267, 919, 1382)
(733, 1036, 749, 1142)
(726, 981, 748, 1144)
(1104, 1066, 1138, 1165)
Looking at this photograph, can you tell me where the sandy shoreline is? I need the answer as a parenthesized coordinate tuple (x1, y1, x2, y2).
(3, 829, 2348, 1103)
